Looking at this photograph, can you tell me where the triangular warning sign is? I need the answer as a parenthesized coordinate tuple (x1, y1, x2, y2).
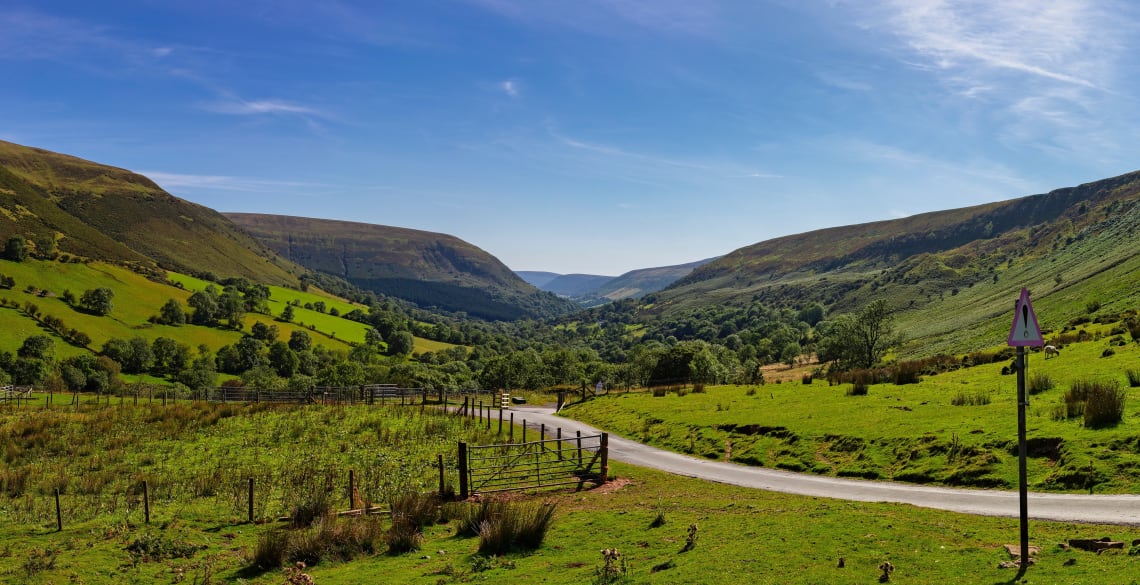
(1008, 288, 1043, 347)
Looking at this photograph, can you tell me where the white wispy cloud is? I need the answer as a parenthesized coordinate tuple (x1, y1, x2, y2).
(881, 0, 1118, 90)
(836, 137, 1036, 193)
(141, 171, 325, 194)
(201, 99, 323, 116)
(500, 80, 519, 98)
(468, 0, 720, 37)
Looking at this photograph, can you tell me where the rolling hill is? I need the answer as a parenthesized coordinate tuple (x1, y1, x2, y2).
(540, 273, 617, 297)
(593, 257, 718, 301)
(657, 170, 1140, 355)
(516, 271, 561, 288)
(0, 140, 300, 285)
(225, 213, 579, 321)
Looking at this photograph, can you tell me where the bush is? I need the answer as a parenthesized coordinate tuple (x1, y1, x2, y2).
(1126, 369, 1140, 388)
(1084, 380, 1125, 428)
(801, 374, 813, 385)
(1028, 372, 1054, 395)
(846, 381, 868, 396)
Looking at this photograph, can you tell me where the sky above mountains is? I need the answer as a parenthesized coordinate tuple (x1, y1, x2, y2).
(3, 1, 1139, 274)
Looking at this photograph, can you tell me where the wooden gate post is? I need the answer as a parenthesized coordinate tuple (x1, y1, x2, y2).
(248, 478, 255, 523)
(348, 469, 356, 508)
(557, 428, 563, 460)
(576, 431, 583, 467)
(498, 408, 503, 435)
(509, 413, 514, 442)
(600, 433, 609, 483)
(54, 488, 62, 531)
(458, 442, 469, 499)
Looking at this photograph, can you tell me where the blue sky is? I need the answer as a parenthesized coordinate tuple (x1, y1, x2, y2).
(3, 1, 1139, 275)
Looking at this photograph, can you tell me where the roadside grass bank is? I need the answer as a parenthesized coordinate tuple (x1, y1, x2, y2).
(563, 335, 1140, 493)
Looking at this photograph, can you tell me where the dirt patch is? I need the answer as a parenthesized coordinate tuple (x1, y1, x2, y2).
(592, 477, 633, 494)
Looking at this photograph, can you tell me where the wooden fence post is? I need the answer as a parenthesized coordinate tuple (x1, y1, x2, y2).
(142, 480, 150, 524)
(438, 454, 445, 497)
(557, 428, 562, 460)
(248, 478, 255, 523)
(600, 433, 609, 483)
(509, 413, 514, 442)
(458, 442, 468, 499)
(522, 420, 527, 443)
(576, 431, 583, 467)
(348, 470, 355, 508)
(498, 407, 503, 435)
(54, 488, 62, 531)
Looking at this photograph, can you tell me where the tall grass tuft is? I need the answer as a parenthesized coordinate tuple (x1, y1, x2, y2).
(892, 361, 923, 385)
(250, 529, 290, 572)
(846, 380, 868, 396)
(1083, 380, 1126, 428)
(1028, 372, 1054, 395)
(474, 501, 557, 555)
(951, 390, 991, 406)
(289, 489, 333, 528)
(385, 491, 439, 554)
(1126, 369, 1140, 388)
(292, 514, 384, 564)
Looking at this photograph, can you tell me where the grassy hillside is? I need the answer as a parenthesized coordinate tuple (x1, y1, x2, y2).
(1, 402, 1135, 584)
(565, 327, 1140, 494)
(0, 258, 360, 359)
(659, 170, 1140, 355)
(226, 213, 579, 321)
(594, 257, 718, 301)
(0, 140, 300, 286)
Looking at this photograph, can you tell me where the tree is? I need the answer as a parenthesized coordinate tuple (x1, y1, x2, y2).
(780, 342, 802, 368)
(152, 337, 191, 375)
(158, 299, 186, 325)
(387, 331, 415, 357)
(251, 321, 279, 343)
(689, 346, 727, 384)
(18, 335, 54, 360)
(268, 341, 299, 378)
(188, 287, 220, 325)
(820, 300, 902, 370)
(80, 287, 115, 316)
(3, 236, 28, 262)
(279, 304, 295, 323)
(289, 329, 312, 352)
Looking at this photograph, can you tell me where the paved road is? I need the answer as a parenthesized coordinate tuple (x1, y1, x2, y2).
(509, 406, 1140, 525)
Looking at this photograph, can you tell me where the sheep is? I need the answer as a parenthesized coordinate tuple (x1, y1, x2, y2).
(1044, 345, 1060, 359)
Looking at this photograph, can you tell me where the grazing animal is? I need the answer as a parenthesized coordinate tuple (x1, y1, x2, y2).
(1044, 345, 1060, 359)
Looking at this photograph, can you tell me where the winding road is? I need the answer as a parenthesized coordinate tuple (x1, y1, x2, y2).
(509, 406, 1140, 525)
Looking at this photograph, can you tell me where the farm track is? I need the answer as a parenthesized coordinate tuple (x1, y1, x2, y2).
(509, 406, 1140, 525)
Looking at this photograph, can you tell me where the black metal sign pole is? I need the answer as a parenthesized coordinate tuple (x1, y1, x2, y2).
(1015, 344, 1029, 569)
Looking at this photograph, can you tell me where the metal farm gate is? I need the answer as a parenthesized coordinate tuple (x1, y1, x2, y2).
(457, 432, 608, 498)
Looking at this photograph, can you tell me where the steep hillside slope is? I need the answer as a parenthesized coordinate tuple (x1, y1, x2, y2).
(226, 213, 579, 321)
(659, 170, 1140, 354)
(516, 271, 561, 288)
(541, 273, 616, 297)
(0, 140, 299, 285)
(594, 257, 718, 301)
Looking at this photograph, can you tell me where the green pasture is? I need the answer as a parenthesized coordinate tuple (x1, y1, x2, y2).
(564, 334, 1140, 493)
(2, 402, 1138, 584)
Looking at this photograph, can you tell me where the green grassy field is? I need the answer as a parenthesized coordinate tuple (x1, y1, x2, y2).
(3, 401, 1139, 584)
(563, 333, 1140, 493)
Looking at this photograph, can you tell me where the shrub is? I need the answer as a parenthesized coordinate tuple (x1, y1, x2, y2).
(801, 374, 813, 385)
(1084, 380, 1125, 428)
(1126, 369, 1140, 388)
(846, 381, 868, 396)
(1028, 372, 1054, 395)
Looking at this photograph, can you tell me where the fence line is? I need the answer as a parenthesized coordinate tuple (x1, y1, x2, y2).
(459, 432, 608, 498)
